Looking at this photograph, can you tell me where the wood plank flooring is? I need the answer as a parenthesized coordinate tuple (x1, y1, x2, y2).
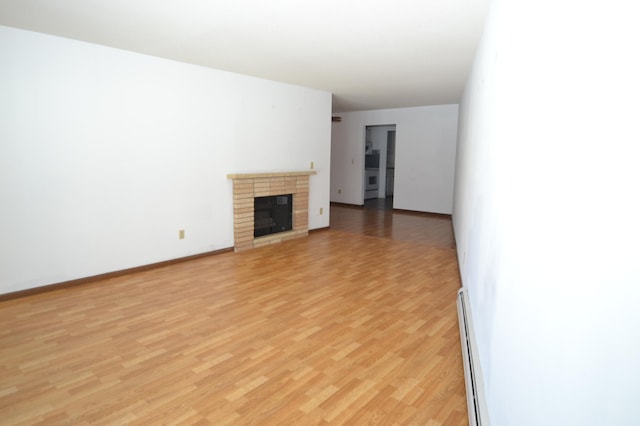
(0, 202, 466, 425)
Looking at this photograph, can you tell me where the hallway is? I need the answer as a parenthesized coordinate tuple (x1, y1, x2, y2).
(330, 201, 456, 249)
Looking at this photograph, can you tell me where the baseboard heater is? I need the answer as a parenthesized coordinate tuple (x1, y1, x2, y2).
(457, 287, 490, 426)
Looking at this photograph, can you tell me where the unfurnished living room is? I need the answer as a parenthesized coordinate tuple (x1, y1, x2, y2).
(1, 1, 639, 425)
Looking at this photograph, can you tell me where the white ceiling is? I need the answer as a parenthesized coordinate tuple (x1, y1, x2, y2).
(0, 0, 490, 112)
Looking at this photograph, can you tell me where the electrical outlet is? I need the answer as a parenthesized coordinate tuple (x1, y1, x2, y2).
(179, 229, 185, 240)
(338, 189, 342, 194)
(320, 207, 323, 215)
(310, 161, 314, 169)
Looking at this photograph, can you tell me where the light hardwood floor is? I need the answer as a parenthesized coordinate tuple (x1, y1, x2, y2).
(0, 202, 467, 425)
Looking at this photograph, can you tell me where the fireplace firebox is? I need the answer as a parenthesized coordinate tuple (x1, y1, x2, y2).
(254, 194, 293, 237)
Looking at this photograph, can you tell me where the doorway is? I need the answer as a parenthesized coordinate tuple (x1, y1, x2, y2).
(364, 124, 396, 209)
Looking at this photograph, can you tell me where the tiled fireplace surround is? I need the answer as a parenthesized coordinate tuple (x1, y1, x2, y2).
(227, 171, 316, 252)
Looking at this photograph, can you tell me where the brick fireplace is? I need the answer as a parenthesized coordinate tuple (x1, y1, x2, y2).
(227, 171, 316, 252)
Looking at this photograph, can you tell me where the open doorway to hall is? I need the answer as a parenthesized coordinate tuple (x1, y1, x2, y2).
(364, 124, 396, 209)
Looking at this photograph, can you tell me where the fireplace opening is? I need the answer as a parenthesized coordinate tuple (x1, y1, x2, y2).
(254, 194, 293, 238)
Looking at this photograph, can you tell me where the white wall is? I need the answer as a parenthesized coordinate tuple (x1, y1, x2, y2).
(453, 0, 640, 424)
(330, 105, 458, 213)
(0, 25, 331, 295)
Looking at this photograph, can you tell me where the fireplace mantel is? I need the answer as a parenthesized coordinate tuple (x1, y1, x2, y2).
(227, 171, 316, 252)
(227, 170, 317, 179)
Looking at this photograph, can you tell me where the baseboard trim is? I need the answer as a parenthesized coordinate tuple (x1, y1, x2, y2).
(330, 202, 364, 209)
(0, 247, 234, 302)
(309, 226, 330, 233)
(391, 208, 452, 218)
